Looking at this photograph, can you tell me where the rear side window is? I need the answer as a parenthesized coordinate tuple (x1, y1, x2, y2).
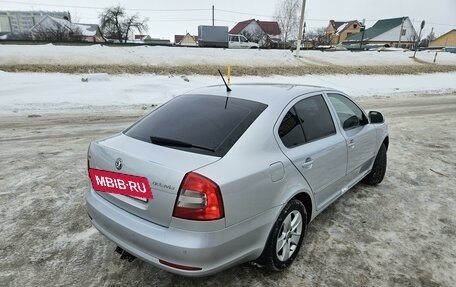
(278, 107, 306, 148)
(294, 95, 336, 142)
(124, 95, 267, 157)
(279, 95, 336, 148)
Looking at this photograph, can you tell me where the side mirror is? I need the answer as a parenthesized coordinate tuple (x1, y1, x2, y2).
(369, 111, 384, 124)
(343, 115, 359, 129)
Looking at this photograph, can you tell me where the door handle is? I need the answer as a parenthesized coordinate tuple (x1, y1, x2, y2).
(348, 139, 355, 149)
(302, 157, 314, 169)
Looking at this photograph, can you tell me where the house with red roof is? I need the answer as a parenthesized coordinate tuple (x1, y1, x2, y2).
(229, 19, 281, 48)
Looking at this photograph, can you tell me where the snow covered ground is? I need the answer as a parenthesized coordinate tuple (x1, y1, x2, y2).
(1, 44, 455, 67)
(1, 44, 456, 286)
(1, 93, 455, 286)
(0, 71, 455, 114)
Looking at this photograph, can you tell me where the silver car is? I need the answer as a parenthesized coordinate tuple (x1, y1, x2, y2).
(86, 84, 388, 276)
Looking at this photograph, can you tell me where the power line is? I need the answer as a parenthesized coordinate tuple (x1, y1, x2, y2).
(216, 9, 338, 23)
(0, 0, 102, 10)
(148, 19, 214, 22)
(118, 8, 211, 12)
(214, 19, 236, 23)
(215, 9, 273, 18)
(426, 22, 456, 27)
(1, 0, 455, 28)
(0, 0, 211, 12)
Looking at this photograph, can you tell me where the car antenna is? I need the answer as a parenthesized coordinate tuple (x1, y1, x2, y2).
(218, 69, 231, 92)
(217, 69, 231, 109)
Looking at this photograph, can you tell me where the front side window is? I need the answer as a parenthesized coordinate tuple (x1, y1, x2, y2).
(328, 93, 367, 130)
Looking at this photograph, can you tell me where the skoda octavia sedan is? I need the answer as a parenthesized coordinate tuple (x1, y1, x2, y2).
(86, 84, 388, 276)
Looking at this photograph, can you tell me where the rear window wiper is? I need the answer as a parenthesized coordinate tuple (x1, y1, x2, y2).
(150, 136, 215, 152)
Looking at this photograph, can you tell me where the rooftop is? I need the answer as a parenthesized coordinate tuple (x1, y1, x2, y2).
(186, 83, 331, 106)
(229, 19, 281, 36)
(344, 17, 408, 42)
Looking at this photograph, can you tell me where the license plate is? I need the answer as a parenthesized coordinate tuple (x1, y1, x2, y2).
(89, 168, 153, 201)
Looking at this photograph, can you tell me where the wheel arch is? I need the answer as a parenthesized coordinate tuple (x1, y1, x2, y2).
(291, 192, 313, 224)
(383, 136, 389, 151)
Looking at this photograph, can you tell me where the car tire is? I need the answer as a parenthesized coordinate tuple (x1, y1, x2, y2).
(362, 143, 387, 185)
(256, 199, 307, 271)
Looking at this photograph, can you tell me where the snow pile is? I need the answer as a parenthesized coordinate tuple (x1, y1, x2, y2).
(1, 44, 455, 67)
(0, 72, 455, 113)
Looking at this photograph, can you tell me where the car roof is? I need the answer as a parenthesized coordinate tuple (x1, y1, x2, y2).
(184, 83, 336, 106)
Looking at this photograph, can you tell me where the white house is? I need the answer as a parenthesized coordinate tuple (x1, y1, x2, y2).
(174, 33, 198, 46)
(343, 17, 418, 48)
(30, 15, 105, 42)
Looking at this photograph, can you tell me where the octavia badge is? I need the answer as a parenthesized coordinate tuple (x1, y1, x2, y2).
(115, 158, 123, 170)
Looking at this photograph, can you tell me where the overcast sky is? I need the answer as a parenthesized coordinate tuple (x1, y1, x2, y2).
(1, 0, 455, 39)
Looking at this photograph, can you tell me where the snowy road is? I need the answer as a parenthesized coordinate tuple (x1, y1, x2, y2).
(0, 93, 455, 286)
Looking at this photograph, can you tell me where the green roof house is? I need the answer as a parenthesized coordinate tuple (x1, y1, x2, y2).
(343, 17, 418, 48)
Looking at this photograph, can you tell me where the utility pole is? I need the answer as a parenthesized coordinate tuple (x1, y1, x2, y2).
(359, 18, 366, 50)
(212, 5, 214, 26)
(295, 0, 307, 57)
(397, 17, 405, 48)
(413, 20, 425, 58)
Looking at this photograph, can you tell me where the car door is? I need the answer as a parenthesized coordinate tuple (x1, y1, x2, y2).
(229, 35, 240, 48)
(239, 35, 249, 48)
(326, 93, 377, 184)
(276, 94, 348, 210)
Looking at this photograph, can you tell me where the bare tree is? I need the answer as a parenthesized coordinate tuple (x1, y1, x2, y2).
(420, 30, 436, 47)
(99, 6, 148, 43)
(241, 30, 268, 47)
(32, 25, 82, 42)
(7, 32, 32, 40)
(99, 6, 125, 42)
(304, 27, 331, 48)
(275, 0, 301, 44)
(408, 34, 421, 49)
(122, 14, 148, 42)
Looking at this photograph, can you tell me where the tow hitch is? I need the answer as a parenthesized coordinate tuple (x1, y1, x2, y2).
(115, 246, 136, 262)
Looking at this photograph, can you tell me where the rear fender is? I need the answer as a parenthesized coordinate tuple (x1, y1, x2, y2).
(269, 162, 316, 223)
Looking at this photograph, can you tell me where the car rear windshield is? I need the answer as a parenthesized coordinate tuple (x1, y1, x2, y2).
(124, 94, 267, 157)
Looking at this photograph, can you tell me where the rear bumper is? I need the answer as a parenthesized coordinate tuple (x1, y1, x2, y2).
(85, 189, 279, 276)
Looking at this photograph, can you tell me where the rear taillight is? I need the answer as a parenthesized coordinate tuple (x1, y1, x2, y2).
(173, 172, 224, 221)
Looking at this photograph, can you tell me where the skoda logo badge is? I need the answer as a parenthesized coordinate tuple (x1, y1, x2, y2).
(115, 158, 123, 170)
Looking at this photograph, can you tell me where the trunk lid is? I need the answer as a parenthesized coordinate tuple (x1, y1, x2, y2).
(88, 133, 220, 227)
